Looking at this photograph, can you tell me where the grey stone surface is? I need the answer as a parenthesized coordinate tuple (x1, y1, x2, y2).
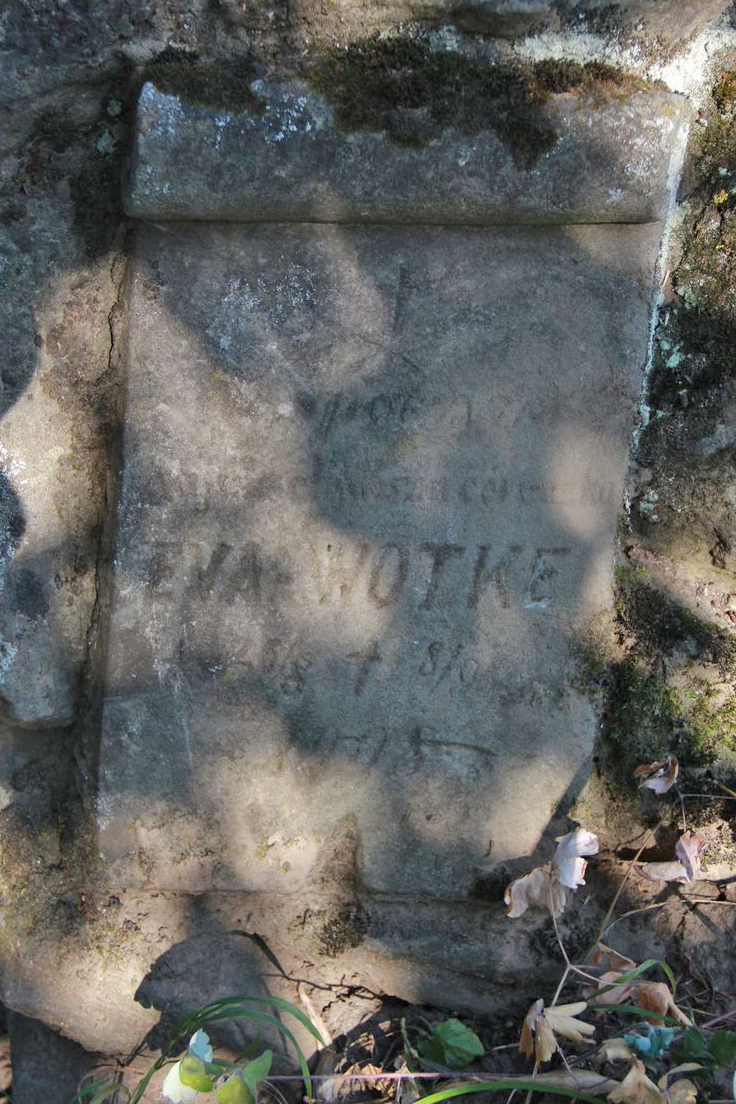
(97, 216, 661, 896)
(449, 0, 732, 38)
(126, 80, 689, 225)
(7, 1010, 101, 1104)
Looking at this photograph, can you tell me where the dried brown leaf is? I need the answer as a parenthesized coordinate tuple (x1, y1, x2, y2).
(593, 970, 637, 1006)
(520, 1000, 593, 1062)
(665, 1080, 697, 1104)
(535, 1017, 558, 1063)
(505, 868, 568, 918)
(638, 862, 690, 884)
(675, 832, 707, 882)
(545, 1002, 596, 1044)
(634, 756, 679, 794)
(596, 1039, 635, 1065)
(608, 1059, 664, 1104)
(658, 1066, 705, 1089)
(519, 999, 543, 1058)
(591, 943, 636, 973)
(506, 829, 598, 918)
(634, 982, 692, 1027)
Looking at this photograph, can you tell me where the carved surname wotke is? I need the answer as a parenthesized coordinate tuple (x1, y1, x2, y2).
(98, 78, 687, 895)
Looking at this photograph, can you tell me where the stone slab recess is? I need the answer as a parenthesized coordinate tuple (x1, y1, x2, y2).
(97, 218, 662, 893)
(125, 80, 688, 225)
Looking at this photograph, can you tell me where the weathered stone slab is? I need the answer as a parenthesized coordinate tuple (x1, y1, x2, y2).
(448, 0, 731, 38)
(126, 80, 688, 225)
(98, 218, 661, 893)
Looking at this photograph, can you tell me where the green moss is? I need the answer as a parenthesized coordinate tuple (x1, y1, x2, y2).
(141, 46, 264, 114)
(308, 37, 648, 168)
(713, 68, 736, 110)
(576, 569, 736, 789)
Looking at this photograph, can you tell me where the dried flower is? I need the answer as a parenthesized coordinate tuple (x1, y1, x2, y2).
(505, 829, 599, 919)
(520, 999, 595, 1062)
(634, 756, 679, 794)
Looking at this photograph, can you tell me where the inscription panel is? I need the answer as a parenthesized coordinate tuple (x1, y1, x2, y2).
(98, 222, 660, 893)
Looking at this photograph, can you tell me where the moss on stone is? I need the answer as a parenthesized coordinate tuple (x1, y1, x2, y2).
(308, 37, 648, 167)
(141, 46, 264, 115)
(575, 567, 736, 789)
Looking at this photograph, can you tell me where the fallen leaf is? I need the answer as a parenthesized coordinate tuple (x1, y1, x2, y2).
(634, 756, 679, 794)
(505, 866, 567, 918)
(596, 1039, 635, 1064)
(593, 970, 637, 1006)
(608, 1059, 663, 1104)
(635, 982, 692, 1027)
(531, 1071, 619, 1095)
(658, 1066, 705, 1088)
(675, 833, 707, 882)
(519, 999, 556, 1062)
(591, 943, 636, 973)
(638, 862, 690, 884)
(665, 1080, 697, 1104)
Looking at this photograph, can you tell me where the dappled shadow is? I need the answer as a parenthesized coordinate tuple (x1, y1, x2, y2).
(97, 215, 657, 903)
(0, 57, 699, 1066)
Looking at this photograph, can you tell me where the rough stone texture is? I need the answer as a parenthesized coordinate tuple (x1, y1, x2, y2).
(127, 81, 689, 225)
(97, 216, 661, 896)
(1, 0, 736, 1089)
(449, 0, 732, 38)
(7, 1011, 101, 1104)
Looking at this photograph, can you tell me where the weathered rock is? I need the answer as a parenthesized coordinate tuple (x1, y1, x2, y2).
(126, 80, 689, 225)
(97, 209, 663, 896)
(7, 1010, 101, 1104)
(449, 0, 732, 39)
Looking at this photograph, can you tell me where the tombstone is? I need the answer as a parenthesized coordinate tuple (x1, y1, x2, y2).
(96, 72, 687, 969)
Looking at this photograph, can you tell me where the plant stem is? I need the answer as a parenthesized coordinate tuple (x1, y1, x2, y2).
(587, 823, 662, 958)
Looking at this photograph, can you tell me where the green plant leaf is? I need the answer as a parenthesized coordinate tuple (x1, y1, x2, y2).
(417, 1079, 604, 1104)
(417, 1020, 484, 1070)
(208, 1007, 312, 1096)
(240, 1049, 273, 1096)
(708, 1029, 736, 1065)
(595, 959, 676, 998)
(180, 1054, 214, 1092)
(672, 1027, 715, 1068)
(68, 1077, 128, 1104)
(217, 1073, 254, 1104)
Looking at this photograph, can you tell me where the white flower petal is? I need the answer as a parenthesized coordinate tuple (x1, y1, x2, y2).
(555, 854, 588, 890)
(555, 829, 599, 861)
(189, 1029, 214, 1063)
(163, 1062, 199, 1104)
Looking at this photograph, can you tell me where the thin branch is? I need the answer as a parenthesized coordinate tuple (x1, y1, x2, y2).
(675, 786, 687, 832)
(598, 901, 670, 942)
(678, 793, 736, 801)
(700, 1008, 736, 1030)
(587, 822, 663, 957)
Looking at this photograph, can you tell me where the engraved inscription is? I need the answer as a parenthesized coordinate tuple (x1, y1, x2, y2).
(146, 539, 572, 612)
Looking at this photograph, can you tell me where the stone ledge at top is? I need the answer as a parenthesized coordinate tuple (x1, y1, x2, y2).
(446, 0, 731, 38)
(125, 80, 689, 226)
